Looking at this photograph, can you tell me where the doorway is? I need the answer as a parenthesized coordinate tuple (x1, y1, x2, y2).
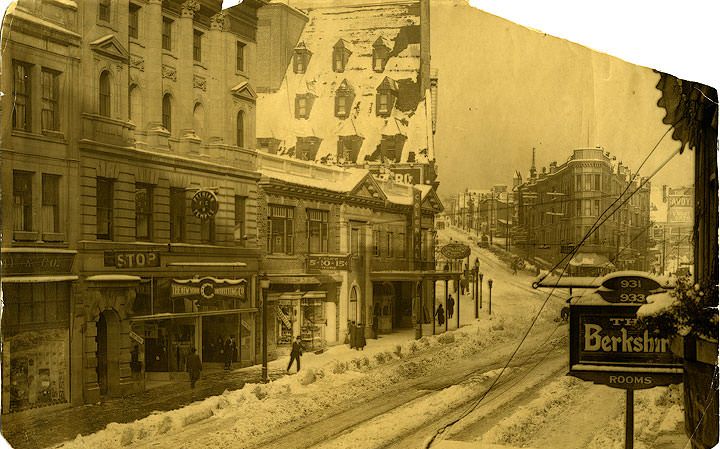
(96, 309, 120, 397)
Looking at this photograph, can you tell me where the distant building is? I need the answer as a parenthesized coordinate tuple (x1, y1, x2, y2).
(255, 0, 437, 186)
(652, 185, 694, 275)
(515, 147, 651, 275)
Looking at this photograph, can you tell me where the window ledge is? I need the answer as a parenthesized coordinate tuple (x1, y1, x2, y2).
(14, 231, 40, 242)
(193, 62, 207, 70)
(42, 233, 66, 242)
(162, 50, 177, 59)
(41, 130, 66, 141)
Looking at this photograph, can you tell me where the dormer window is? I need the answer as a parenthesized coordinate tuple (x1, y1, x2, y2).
(334, 79, 354, 118)
(373, 36, 391, 72)
(332, 39, 352, 73)
(376, 77, 398, 117)
(295, 94, 314, 119)
(293, 42, 312, 74)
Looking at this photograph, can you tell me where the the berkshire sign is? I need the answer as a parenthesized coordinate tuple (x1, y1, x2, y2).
(440, 243, 471, 260)
(568, 272, 683, 390)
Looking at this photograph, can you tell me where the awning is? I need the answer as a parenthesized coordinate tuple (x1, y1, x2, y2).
(569, 253, 614, 268)
(268, 274, 338, 285)
(2, 275, 78, 283)
(370, 270, 463, 282)
(86, 275, 142, 282)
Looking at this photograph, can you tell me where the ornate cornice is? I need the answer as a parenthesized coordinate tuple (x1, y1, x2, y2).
(210, 11, 228, 31)
(181, 0, 200, 18)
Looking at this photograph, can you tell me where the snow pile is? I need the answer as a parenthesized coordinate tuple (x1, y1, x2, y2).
(637, 292, 677, 317)
(480, 376, 587, 446)
(55, 315, 533, 449)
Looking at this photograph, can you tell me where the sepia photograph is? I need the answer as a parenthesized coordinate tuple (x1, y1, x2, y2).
(0, 0, 717, 448)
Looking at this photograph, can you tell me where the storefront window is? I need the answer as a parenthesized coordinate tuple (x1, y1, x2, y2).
(301, 297, 325, 350)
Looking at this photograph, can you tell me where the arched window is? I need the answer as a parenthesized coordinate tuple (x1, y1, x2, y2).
(349, 286, 358, 323)
(99, 71, 111, 117)
(236, 110, 245, 147)
(193, 103, 205, 139)
(129, 84, 142, 125)
(162, 93, 172, 131)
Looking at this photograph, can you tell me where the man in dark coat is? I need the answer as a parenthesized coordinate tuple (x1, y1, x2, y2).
(448, 295, 455, 319)
(435, 304, 445, 326)
(356, 323, 366, 350)
(186, 347, 202, 389)
(287, 335, 304, 373)
(348, 321, 357, 349)
(223, 337, 234, 370)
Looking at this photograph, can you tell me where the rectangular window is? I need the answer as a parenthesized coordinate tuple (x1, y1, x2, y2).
(583, 199, 592, 217)
(333, 50, 343, 72)
(575, 174, 582, 192)
(307, 209, 329, 253)
(268, 205, 294, 255)
(96, 178, 114, 239)
(386, 232, 394, 257)
(42, 174, 60, 233)
(297, 97, 307, 118)
(294, 54, 305, 73)
(2, 283, 70, 328)
(135, 183, 153, 241)
(594, 174, 601, 191)
(13, 171, 33, 232)
(129, 3, 140, 38)
(584, 174, 593, 191)
(336, 95, 347, 116)
(193, 30, 202, 62)
(236, 42, 245, 72)
(170, 188, 185, 243)
(378, 93, 389, 114)
(234, 196, 246, 242)
(398, 232, 406, 258)
(162, 17, 173, 51)
(13, 61, 32, 131)
(98, 0, 111, 22)
(41, 69, 60, 131)
(593, 199, 600, 217)
(350, 227, 360, 256)
(373, 230, 380, 256)
(201, 218, 215, 244)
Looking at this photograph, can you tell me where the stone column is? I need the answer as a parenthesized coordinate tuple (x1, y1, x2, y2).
(144, 0, 169, 147)
(178, 0, 199, 140)
(206, 11, 228, 143)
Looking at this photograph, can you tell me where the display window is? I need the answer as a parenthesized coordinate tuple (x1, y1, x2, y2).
(276, 300, 296, 345)
(301, 297, 325, 350)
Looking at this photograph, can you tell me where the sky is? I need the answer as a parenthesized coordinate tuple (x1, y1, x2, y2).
(431, 0, 717, 199)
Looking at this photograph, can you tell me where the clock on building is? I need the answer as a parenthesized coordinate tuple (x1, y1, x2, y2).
(191, 189, 219, 220)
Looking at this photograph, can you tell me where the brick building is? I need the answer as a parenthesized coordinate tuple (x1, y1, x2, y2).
(515, 147, 651, 274)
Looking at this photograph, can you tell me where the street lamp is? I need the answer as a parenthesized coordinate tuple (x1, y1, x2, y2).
(259, 273, 270, 383)
(474, 258, 480, 319)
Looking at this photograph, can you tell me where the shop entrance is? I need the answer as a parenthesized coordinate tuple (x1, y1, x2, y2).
(144, 318, 195, 372)
(96, 310, 120, 397)
(202, 315, 239, 364)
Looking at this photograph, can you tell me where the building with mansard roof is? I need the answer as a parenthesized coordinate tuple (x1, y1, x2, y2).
(255, 0, 438, 187)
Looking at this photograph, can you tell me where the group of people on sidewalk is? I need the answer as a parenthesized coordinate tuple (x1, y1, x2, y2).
(434, 294, 455, 326)
(346, 321, 367, 350)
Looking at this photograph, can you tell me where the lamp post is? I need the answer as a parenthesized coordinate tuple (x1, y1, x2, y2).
(488, 278, 493, 315)
(474, 259, 480, 318)
(479, 273, 484, 309)
(259, 273, 270, 383)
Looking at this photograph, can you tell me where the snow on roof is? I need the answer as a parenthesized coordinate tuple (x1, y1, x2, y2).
(258, 152, 368, 193)
(7, 4, 81, 38)
(257, 2, 427, 164)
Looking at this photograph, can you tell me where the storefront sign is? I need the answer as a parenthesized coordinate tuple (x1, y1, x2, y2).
(276, 306, 292, 328)
(105, 251, 161, 269)
(440, 243, 471, 260)
(171, 278, 247, 302)
(191, 189, 219, 220)
(596, 274, 662, 304)
(369, 166, 423, 185)
(129, 331, 144, 345)
(411, 187, 423, 262)
(1, 251, 75, 275)
(569, 274, 682, 390)
(307, 254, 350, 271)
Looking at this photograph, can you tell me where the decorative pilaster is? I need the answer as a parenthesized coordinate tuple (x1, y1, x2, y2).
(177, 0, 201, 141)
(206, 11, 228, 143)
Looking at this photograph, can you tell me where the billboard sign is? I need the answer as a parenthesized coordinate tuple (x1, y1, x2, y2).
(440, 243, 471, 259)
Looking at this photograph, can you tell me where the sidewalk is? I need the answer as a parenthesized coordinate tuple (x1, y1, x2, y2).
(1, 325, 460, 449)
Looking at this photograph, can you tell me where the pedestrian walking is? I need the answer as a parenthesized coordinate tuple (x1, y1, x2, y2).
(186, 347, 202, 389)
(356, 323, 366, 350)
(448, 295, 455, 319)
(512, 259, 518, 275)
(287, 335, 304, 373)
(223, 336, 234, 370)
(348, 320, 357, 349)
(435, 304, 445, 326)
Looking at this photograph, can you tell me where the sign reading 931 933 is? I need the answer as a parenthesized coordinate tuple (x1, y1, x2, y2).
(568, 271, 683, 390)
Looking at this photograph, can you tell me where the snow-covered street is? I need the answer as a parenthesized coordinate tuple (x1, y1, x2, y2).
(45, 226, 687, 449)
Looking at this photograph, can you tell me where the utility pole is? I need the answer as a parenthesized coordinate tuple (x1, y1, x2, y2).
(259, 273, 270, 383)
(661, 225, 666, 276)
